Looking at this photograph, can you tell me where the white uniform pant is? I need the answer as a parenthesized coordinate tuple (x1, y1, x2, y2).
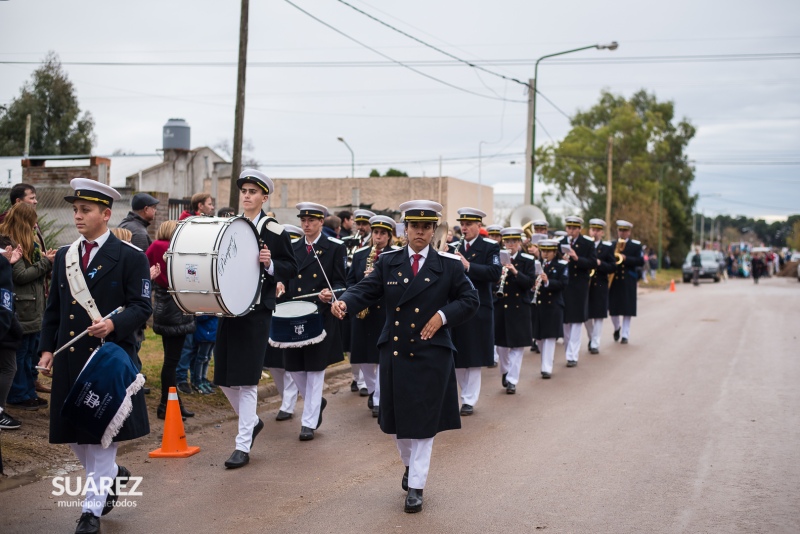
(220, 385, 259, 453)
(497, 347, 524, 385)
(373, 364, 381, 406)
(562, 322, 583, 362)
(289, 370, 325, 429)
(611, 316, 632, 340)
(352, 363, 378, 396)
(584, 318, 604, 350)
(267, 368, 298, 415)
(455, 367, 482, 406)
(352, 367, 366, 390)
(539, 338, 557, 374)
(69, 443, 119, 517)
(393, 436, 434, 490)
(493, 345, 499, 363)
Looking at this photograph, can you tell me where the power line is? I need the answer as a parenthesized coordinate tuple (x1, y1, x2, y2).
(281, 0, 525, 104)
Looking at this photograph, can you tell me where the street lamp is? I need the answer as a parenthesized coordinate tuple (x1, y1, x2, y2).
(337, 137, 355, 178)
(526, 41, 618, 206)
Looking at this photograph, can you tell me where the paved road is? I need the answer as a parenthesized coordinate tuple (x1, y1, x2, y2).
(3, 277, 799, 533)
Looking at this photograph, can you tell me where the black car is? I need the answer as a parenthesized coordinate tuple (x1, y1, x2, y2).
(682, 250, 724, 283)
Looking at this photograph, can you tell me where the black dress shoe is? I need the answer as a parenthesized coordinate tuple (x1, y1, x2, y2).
(157, 403, 186, 421)
(224, 449, 250, 468)
(501, 372, 508, 388)
(566, 360, 577, 367)
(317, 397, 327, 428)
(276, 410, 293, 421)
(506, 383, 516, 394)
(460, 403, 474, 416)
(404, 488, 424, 513)
(531, 341, 540, 353)
(614, 328, 621, 341)
(299, 426, 315, 441)
(621, 337, 629, 344)
(372, 405, 379, 418)
(590, 347, 599, 354)
(402, 466, 409, 491)
(143, 386, 151, 395)
(541, 372, 551, 379)
(367, 392, 374, 409)
(75, 511, 100, 534)
(350, 380, 358, 392)
(359, 387, 369, 397)
(251, 418, 264, 448)
(102, 465, 131, 516)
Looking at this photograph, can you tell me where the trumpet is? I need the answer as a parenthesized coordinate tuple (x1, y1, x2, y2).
(356, 245, 379, 319)
(495, 266, 509, 297)
(608, 239, 626, 288)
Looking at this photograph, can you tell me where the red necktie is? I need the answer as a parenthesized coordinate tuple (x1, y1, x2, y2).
(306, 244, 313, 254)
(464, 242, 469, 253)
(82, 242, 96, 271)
(411, 254, 421, 276)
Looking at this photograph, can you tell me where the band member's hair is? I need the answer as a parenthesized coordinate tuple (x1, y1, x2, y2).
(0, 202, 37, 262)
(111, 228, 133, 243)
(156, 219, 179, 241)
(190, 192, 212, 212)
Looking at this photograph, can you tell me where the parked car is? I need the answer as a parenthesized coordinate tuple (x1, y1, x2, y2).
(682, 250, 724, 283)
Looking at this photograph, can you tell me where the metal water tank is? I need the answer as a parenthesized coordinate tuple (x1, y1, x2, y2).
(163, 118, 191, 151)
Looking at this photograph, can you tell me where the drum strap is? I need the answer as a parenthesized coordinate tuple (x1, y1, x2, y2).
(65, 239, 103, 322)
(252, 215, 274, 306)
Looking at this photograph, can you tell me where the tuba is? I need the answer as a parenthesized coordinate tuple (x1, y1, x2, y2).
(432, 221, 450, 252)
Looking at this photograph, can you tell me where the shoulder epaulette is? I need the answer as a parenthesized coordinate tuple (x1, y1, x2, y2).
(355, 245, 370, 254)
(121, 241, 142, 252)
(631, 239, 641, 245)
(482, 237, 496, 244)
(438, 251, 461, 260)
(327, 237, 344, 245)
(520, 253, 535, 260)
(558, 259, 569, 265)
(583, 235, 593, 241)
(266, 220, 284, 235)
(603, 241, 612, 246)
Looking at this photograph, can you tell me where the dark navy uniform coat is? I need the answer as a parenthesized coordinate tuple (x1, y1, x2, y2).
(533, 259, 569, 340)
(282, 234, 346, 372)
(215, 212, 297, 386)
(588, 240, 617, 319)
(494, 252, 536, 348)
(559, 234, 596, 324)
(339, 245, 479, 439)
(608, 239, 644, 317)
(448, 237, 501, 368)
(39, 234, 152, 444)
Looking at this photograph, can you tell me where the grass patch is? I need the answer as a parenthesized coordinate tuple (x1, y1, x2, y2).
(639, 268, 683, 290)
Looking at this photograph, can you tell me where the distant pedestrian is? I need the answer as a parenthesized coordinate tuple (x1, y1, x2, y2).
(691, 248, 702, 286)
(117, 192, 159, 251)
(179, 192, 215, 220)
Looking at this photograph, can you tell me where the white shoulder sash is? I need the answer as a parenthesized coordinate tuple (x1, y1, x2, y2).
(65, 239, 103, 322)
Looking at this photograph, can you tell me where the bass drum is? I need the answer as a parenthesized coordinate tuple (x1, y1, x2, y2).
(166, 216, 262, 316)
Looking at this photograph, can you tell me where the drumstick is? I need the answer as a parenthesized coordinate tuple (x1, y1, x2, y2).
(53, 307, 124, 357)
(308, 243, 341, 303)
(292, 288, 345, 300)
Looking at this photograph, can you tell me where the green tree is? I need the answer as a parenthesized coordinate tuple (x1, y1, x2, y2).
(369, 169, 380, 177)
(0, 51, 95, 156)
(536, 89, 696, 260)
(384, 168, 408, 177)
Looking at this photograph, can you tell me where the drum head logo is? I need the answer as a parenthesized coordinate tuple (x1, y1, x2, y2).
(185, 264, 199, 283)
(294, 324, 305, 335)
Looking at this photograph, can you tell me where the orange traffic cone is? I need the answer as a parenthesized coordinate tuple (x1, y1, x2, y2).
(149, 387, 200, 458)
(669, 279, 676, 293)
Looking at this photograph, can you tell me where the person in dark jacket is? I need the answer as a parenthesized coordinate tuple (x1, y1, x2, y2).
(38, 178, 152, 534)
(585, 219, 617, 354)
(146, 220, 196, 420)
(215, 170, 297, 469)
(333, 199, 479, 514)
(534, 240, 569, 379)
(558, 216, 596, 367)
(117, 192, 159, 252)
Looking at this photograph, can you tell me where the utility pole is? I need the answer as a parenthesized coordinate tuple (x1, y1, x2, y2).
(605, 136, 613, 224)
(700, 212, 705, 249)
(524, 78, 535, 206)
(229, 0, 249, 209)
(24, 114, 31, 158)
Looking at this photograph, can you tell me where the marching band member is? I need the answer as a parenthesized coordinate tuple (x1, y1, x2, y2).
(493, 227, 537, 394)
(347, 209, 376, 393)
(332, 200, 479, 513)
(558, 216, 596, 368)
(608, 220, 644, 344)
(529, 219, 549, 354)
(216, 170, 297, 469)
(585, 219, 616, 354)
(264, 223, 303, 422)
(533, 240, 569, 379)
(449, 208, 501, 414)
(532, 219, 549, 236)
(38, 179, 152, 534)
(283, 202, 346, 441)
(353, 209, 376, 248)
(348, 215, 398, 417)
(485, 224, 503, 244)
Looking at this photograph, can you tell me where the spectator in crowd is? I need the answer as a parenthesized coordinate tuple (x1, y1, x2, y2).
(664, 252, 671, 269)
(751, 253, 765, 284)
(322, 215, 341, 238)
(1, 185, 46, 253)
(146, 220, 196, 420)
(0, 239, 24, 429)
(179, 192, 215, 220)
(118, 193, 160, 251)
(218, 207, 236, 218)
(691, 247, 703, 286)
(0, 203, 56, 411)
(191, 314, 218, 394)
(648, 251, 658, 280)
(337, 210, 353, 237)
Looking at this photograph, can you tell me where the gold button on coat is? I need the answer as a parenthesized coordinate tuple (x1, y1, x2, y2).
(393, 351, 398, 356)
(395, 321, 400, 326)
(393, 336, 398, 341)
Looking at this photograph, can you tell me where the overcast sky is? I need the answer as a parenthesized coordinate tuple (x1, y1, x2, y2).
(1, 0, 798, 221)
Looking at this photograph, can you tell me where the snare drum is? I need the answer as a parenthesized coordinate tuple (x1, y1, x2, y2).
(167, 216, 263, 316)
(269, 301, 326, 348)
